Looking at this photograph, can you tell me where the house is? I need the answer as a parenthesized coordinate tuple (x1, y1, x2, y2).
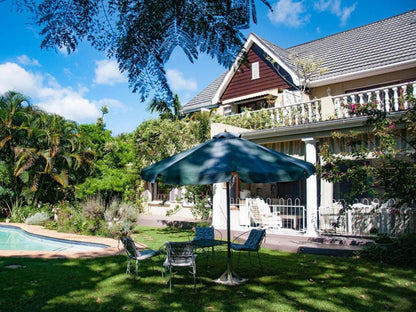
(180, 9, 416, 236)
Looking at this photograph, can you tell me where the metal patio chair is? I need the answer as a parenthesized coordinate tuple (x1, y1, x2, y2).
(163, 241, 197, 293)
(119, 236, 162, 276)
(231, 229, 266, 269)
(191, 226, 224, 257)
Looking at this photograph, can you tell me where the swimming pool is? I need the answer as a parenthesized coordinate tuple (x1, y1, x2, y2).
(0, 225, 109, 252)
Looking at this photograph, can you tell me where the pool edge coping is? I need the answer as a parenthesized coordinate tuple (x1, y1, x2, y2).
(0, 222, 145, 259)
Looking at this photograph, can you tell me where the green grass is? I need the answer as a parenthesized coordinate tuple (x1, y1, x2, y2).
(1, 226, 415, 312)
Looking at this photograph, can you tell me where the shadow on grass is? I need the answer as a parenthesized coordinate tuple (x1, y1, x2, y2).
(1, 241, 415, 311)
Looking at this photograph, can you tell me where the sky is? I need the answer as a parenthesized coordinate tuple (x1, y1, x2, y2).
(0, 0, 415, 135)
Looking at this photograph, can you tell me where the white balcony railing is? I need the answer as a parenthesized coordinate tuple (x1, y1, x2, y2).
(232, 99, 322, 127)
(224, 81, 415, 128)
(333, 81, 416, 119)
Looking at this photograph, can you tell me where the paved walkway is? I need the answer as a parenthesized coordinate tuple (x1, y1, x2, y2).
(137, 214, 371, 257)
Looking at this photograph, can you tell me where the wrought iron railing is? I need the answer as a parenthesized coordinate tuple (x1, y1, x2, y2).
(241, 197, 306, 231)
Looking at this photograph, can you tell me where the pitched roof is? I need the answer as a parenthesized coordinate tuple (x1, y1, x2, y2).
(286, 9, 416, 84)
(181, 71, 227, 113)
(182, 9, 416, 112)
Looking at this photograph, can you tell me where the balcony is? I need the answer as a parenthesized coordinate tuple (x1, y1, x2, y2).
(222, 81, 415, 129)
(334, 81, 416, 119)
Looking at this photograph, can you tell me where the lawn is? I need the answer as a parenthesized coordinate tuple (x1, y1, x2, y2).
(1, 226, 415, 312)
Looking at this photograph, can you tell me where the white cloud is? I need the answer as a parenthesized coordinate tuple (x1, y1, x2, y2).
(314, 0, 356, 25)
(166, 69, 197, 92)
(36, 89, 101, 122)
(314, 0, 332, 11)
(0, 62, 41, 94)
(17, 55, 40, 67)
(0, 62, 103, 123)
(94, 59, 127, 85)
(268, 0, 310, 28)
(339, 3, 356, 25)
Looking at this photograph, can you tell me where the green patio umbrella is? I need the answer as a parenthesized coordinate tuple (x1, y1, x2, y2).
(141, 131, 316, 284)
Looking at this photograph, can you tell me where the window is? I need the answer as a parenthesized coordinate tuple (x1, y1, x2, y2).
(252, 61, 260, 80)
(223, 105, 232, 116)
(237, 99, 272, 113)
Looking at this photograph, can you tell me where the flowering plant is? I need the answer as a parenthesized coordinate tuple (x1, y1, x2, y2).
(344, 101, 378, 116)
(319, 96, 416, 209)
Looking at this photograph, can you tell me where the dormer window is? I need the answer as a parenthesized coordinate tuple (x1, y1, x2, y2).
(252, 61, 260, 80)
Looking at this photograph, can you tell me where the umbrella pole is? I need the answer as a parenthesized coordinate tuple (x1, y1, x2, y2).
(214, 181, 247, 285)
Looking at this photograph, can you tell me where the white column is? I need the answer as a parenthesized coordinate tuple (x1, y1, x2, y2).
(212, 182, 228, 230)
(302, 138, 319, 237)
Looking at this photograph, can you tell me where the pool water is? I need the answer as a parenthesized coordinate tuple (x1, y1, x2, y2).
(0, 225, 109, 252)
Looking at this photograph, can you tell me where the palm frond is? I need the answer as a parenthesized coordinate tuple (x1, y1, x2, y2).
(51, 171, 69, 187)
(0, 136, 11, 150)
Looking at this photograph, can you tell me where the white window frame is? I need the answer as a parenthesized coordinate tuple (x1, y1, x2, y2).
(252, 61, 260, 80)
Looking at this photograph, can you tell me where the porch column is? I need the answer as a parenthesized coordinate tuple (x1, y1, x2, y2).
(302, 138, 319, 237)
(212, 182, 227, 229)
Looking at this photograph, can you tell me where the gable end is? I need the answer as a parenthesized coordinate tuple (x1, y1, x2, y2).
(221, 44, 296, 102)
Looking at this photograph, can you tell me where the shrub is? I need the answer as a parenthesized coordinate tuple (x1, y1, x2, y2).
(358, 234, 416, 268)
(25, 212, 50, 225)
(82, 196, 106, 219)
(105, 200, 140, 235)
(47, 201, 84, 233)
(10, 202, 34, 223)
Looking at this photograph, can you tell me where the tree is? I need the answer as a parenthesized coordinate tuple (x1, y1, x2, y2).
(76, 132, 137, 207)
(289, 53, 328, 95)
(0, 91, 34, 210)
(0, 91, 95, 206)
(97, 105, 109, 127)
(9, 0, 271, 105)
(134, 117, 212, 217)
(13, 112, 95, 204)
(147, 93, 182, 120)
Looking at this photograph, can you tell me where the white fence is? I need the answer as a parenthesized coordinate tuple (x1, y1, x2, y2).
(234, 197, 306, 231)
(319, 199, 416, 236)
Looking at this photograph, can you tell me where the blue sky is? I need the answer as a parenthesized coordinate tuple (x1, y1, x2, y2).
(0, 0, 415, 135)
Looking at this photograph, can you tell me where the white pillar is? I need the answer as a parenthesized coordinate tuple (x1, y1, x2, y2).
(212, 182, 228, 230)
(302, 138, 319, 237)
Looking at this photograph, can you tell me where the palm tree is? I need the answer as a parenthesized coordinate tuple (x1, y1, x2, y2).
(1, 91, 95, 204)
(0, 91, 34, 206)
(147, 94, 182, 120)
(8, 107, 94, 204)
(0, 91, 32, 157)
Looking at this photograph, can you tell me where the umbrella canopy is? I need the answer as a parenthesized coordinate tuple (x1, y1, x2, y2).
(141, 131, 316, 285)
(141, 131, 316, 185)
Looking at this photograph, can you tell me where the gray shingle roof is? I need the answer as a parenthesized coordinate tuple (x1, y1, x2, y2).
(181, 71, 227, 113)
(183, 9, 416, 112)
(286, 9, 416, 81)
